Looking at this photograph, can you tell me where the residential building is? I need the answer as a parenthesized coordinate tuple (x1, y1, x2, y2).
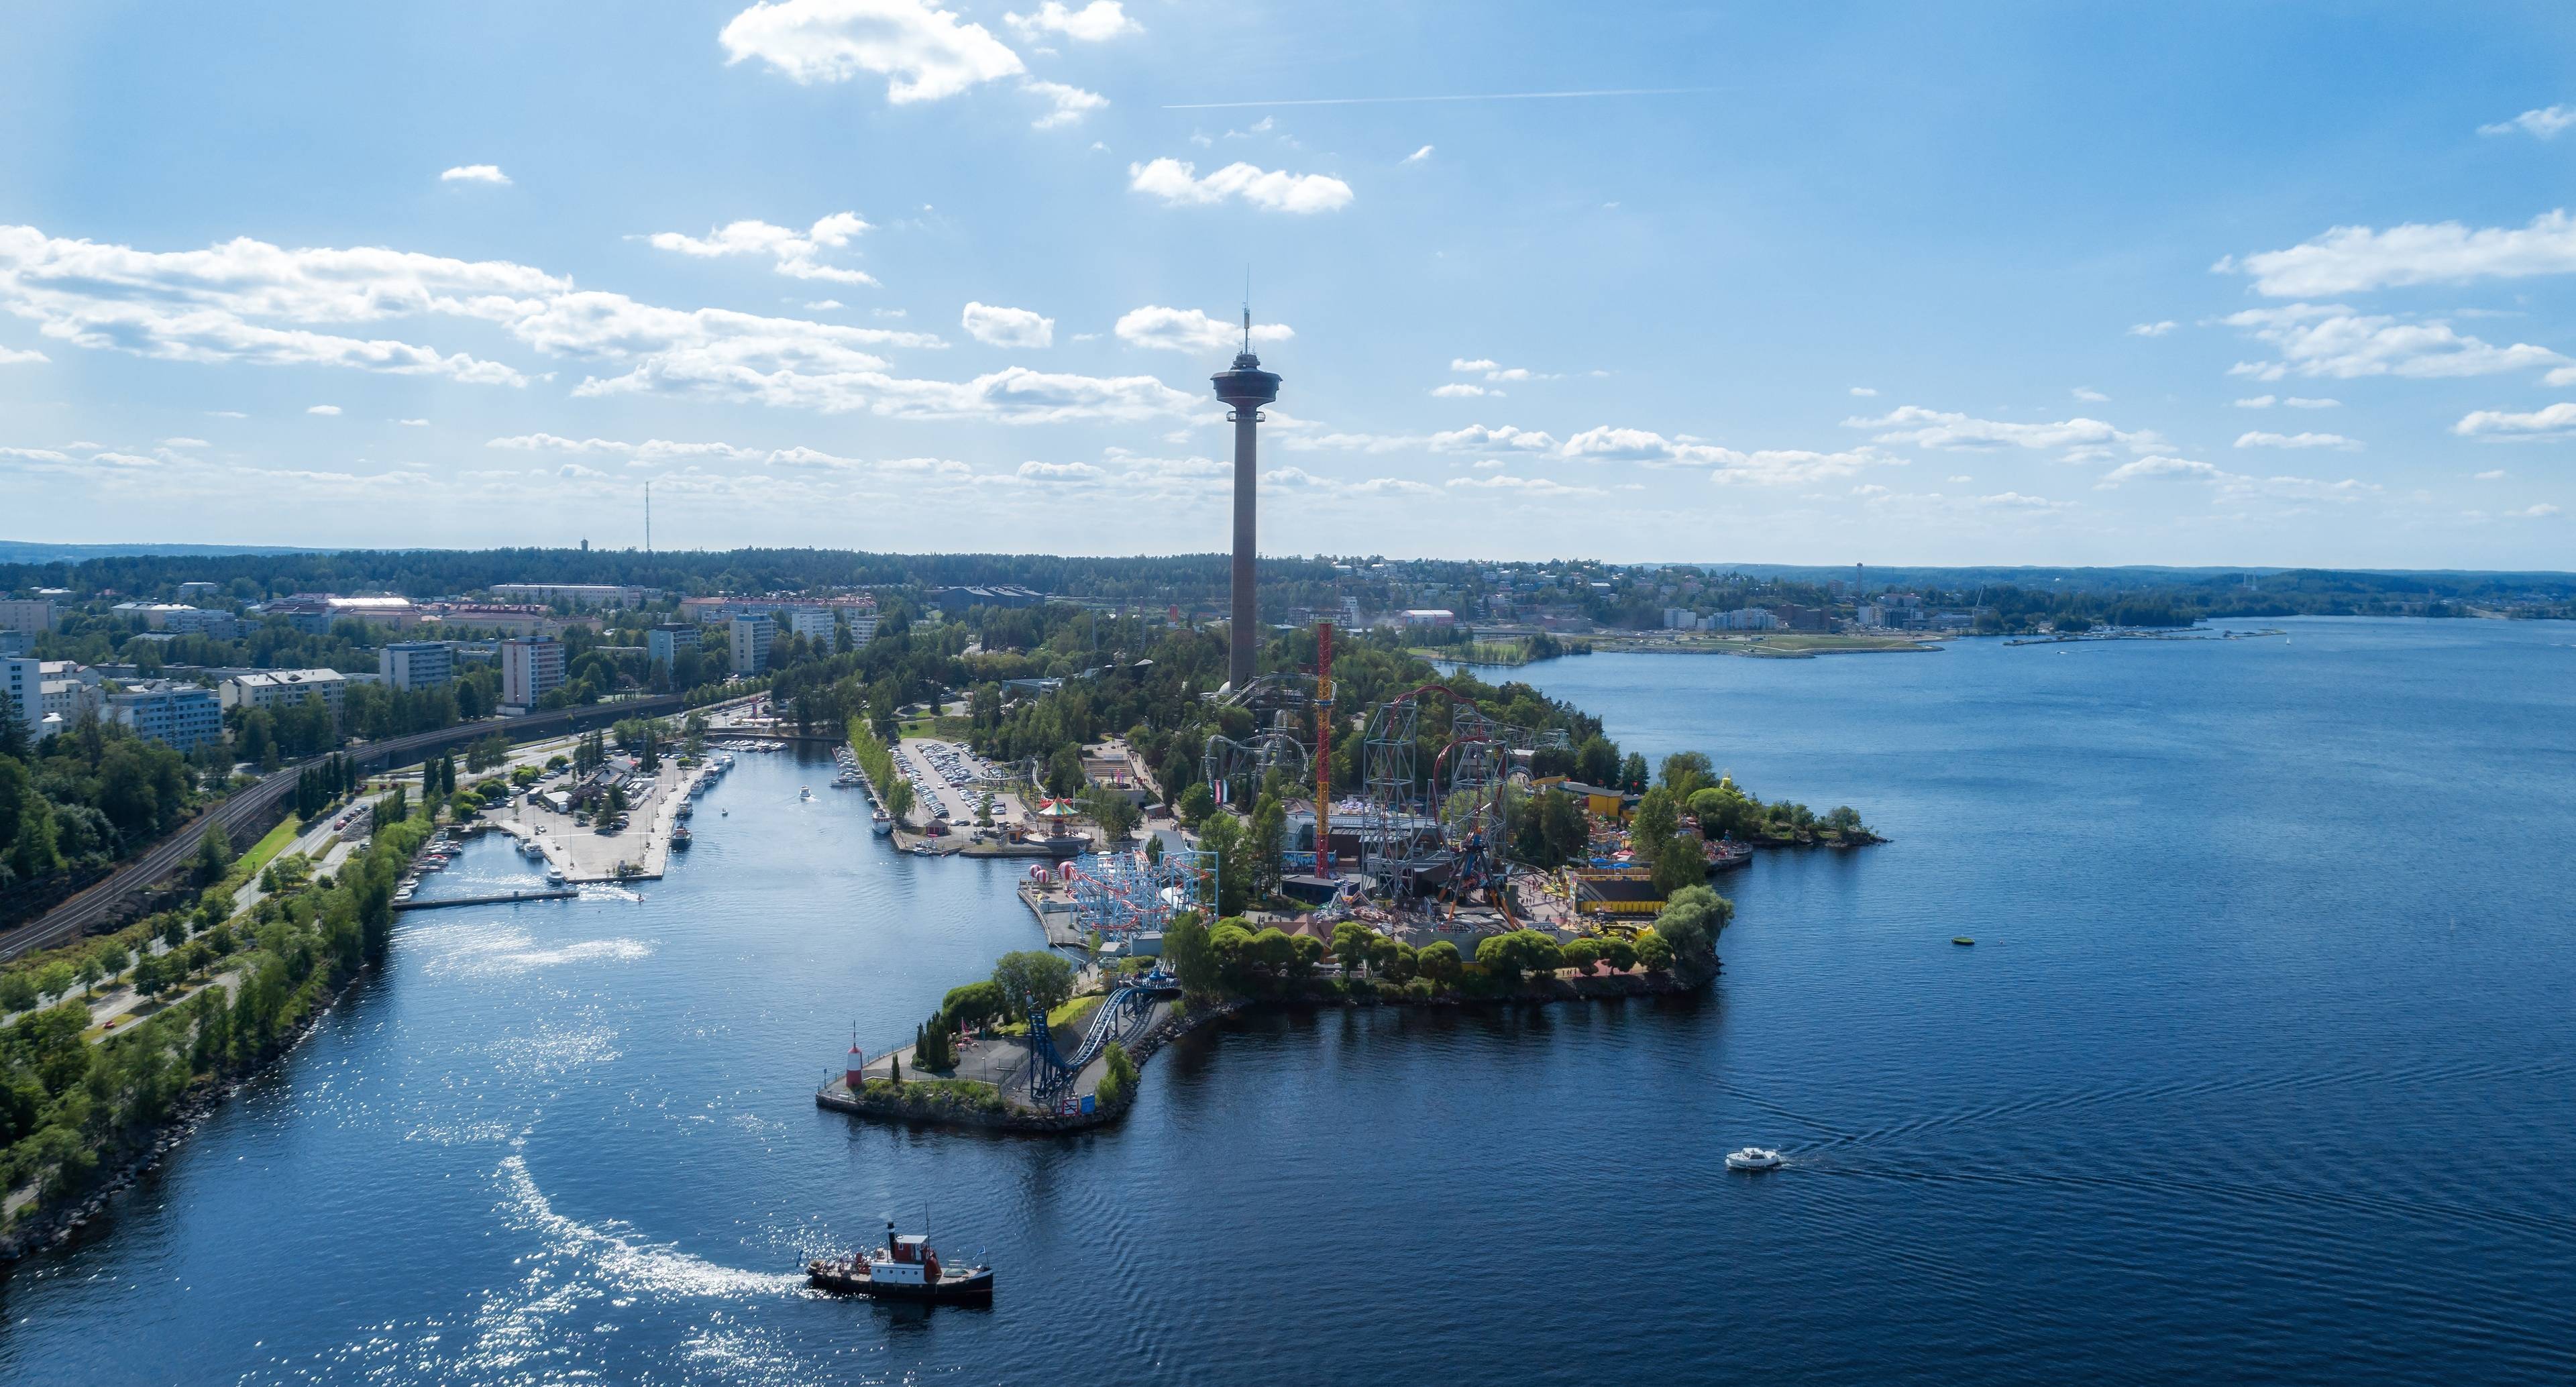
(647, 622, 701, 669)
(1401, 609, 1456, 627)
(786, 608, 837, 643)
(255, 594, 419, 633)
(843, 612, 879, 648)
(498, 636, 566, 713)
(106, 680, 224, 751)
(420, 603, 563, 636)
(220, 669, 348, 720)
(729, 615, 776, 676)
(379, 641, 455, 691)
(0, 630, 26, 659)
(111, 602, 240, 639)
(680, 594, 877, 626)
(176, 581, 223, 599)
(0, 598, 59, 634)
(1717, 608, 1781, 630)
(930, 586, 1044, 614)
(1340, 596, 1363, 628)
(487, 583, 657, 608)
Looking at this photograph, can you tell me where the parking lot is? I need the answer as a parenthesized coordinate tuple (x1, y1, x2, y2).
(896, 737, 1019, 826)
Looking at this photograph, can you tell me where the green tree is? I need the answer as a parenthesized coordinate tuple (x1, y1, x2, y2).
(1195, 812, 1254, 917)
(1246, 793, 1285, 898)
(1160, 911, 1220, 997)
(1174, 781, 1215, 830)
(1635, 931, 1676, 973)
(1331, 920, 1376, 975)
(941, 979, 1008, 1028)
(1095, 1039, 1138, 1109)
(1651, 829, 1707, 899)
(991, 949, 1075, 1016)
(1630, 786, 1678, 863)
(1659, 751, 1717, 802)
(1417, 939, 1462, 989)
(1599, 936, 1639, 973)
(1573, 734, 1620, 787)
(195, 821, 234, 884)
(1560, 937, 1600, 974)
(1650, 885, 1731, 980)
(1619, 751, 1650, 793)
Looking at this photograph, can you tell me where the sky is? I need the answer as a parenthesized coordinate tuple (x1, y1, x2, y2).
(1, 1, 2572, 568)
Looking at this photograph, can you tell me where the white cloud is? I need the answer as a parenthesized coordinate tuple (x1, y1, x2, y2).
(1003, 2, 1136, 42)
(0, 224, 1220, 425)
(1446, 474, 1603, 498)
(2072, 386, 2108, 402)
(806, 298, 843, 310)
(307, 404, 341, 415)
(2475, 469, 2508, 480)
(1977, 491, 2070, 510)
(1945, 475, 1973, 483)
(2453, 402, 2576, 437)
(2222, 303, 2572, 383)
(2127, 321, 2177, 337)
(0, 447, 74, 463)
(2222, 210, 2576, 296)
(1432, 383, 1492, 398)
(0, 345, 47, 364)
(2285, 396, 2340, 408)
(396, 418, 429, 427)
(1025, 80, 1108, 128)
(961, 301, 1055, 348)
(1114, 304, 1291, 354)
(1558, 425, 1893, 484)
(1847, 385, 1877, 396)
(1430, 424, 1558, 454)
(2479, 106, 2576, 140)
(1450, 357, 1498, 372)
(1017, 459, 1106, 482)
(2235, 430, 2361, 450)
(2518, 502, 2563, 516)
(439, 164, 511, 185)
(161, 436, 208, 447)
(1403, 145, 1433, 164)
(1846, 404, 2159, 453)
(646, 211, 876, 284)
(2235, 395, 2275, 408)
(1127, 158, 1353, 214)
(718, 0, 1024, 103)
(2096, 454, 2377, 502)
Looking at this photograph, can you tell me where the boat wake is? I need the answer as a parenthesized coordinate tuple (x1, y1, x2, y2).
(498, 1152, 804, 1299)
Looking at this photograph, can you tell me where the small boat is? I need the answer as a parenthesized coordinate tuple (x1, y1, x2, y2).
(1952, 936, 1975, 946)
(800, 787, 814, 801)
(1725, 1147, 1784, 1172)
(671, 826, 692, 848)
(808, 1221, 993, 1302)
(871, 811, 893, 836)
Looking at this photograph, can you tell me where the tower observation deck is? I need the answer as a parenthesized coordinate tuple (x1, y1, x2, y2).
(1210, 309, 1281, 692)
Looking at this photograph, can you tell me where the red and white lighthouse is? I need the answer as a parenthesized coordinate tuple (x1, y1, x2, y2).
(845, 1028, 865, 1091)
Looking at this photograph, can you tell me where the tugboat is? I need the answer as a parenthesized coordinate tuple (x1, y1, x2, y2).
(808, 1221, 994, 1302)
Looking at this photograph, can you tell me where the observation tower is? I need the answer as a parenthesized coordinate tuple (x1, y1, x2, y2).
(1210, 309, 1281, 692)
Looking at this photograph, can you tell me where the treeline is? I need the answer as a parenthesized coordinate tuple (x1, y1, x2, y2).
(0, 716, 205, 901)
(0, 791, 422, 1220)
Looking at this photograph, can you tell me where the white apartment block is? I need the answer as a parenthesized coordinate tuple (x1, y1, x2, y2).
(498, 636, 566, 712)
(219, 669, 348, 720)
(379, 641, 455, 691)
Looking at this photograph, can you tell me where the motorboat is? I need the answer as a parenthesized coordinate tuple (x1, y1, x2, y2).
(1725, 1147, 1784, 1172)
(800, 787, 814, 801)
(808, 1221, 993, 1302)
(871, 810, 893, 836)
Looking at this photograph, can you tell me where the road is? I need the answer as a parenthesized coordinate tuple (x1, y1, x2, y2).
(0, 694, 694, 964)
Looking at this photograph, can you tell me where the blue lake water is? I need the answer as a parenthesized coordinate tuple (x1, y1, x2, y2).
(4, 616, 2573, 1384)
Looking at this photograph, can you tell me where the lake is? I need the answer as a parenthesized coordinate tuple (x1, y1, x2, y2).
(4, 617, 2572, 1384)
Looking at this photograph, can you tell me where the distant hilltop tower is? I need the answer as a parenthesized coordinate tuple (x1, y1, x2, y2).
(1211, 307, 1280, 691)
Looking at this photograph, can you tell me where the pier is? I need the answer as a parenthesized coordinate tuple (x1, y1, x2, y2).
(393, 889, 580, 913)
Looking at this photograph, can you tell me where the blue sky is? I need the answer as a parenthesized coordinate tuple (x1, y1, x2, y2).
(1, 1, 2571, 567)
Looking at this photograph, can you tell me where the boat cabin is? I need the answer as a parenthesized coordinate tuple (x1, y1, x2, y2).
(872, 1228, 942, 1285)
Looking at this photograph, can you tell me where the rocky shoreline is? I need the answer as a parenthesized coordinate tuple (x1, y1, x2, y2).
(0, 962, 362, 1265)
(816, 966, 1709, 1136)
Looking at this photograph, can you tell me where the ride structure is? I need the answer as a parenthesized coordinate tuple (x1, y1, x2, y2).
(1059, 846, 1216, 940)
(1023, 969, 1180, 1109)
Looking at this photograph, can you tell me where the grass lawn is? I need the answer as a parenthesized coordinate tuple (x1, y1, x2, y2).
(239, 816, 302, 876)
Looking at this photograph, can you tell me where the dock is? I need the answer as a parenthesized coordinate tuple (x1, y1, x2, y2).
(393, 888, 580, 912)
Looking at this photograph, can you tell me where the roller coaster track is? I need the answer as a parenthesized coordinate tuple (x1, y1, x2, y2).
(1024, 975, 1177, 1105)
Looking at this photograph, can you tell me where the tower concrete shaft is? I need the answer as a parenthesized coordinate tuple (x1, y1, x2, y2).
(1210, 313, 1281, 692)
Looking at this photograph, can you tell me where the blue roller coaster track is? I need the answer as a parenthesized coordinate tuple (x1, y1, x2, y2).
(1024, 970, 1180, 1108)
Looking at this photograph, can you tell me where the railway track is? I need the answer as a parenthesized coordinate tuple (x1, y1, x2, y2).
(0, 696, 689, 964)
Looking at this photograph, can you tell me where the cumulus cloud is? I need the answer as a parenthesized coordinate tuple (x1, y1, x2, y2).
(2235, 395, 2276, 408)
(1016, 459, 1106, 482)
(2097, 454, 2377, 502)
(2453, 402, 2576, 436)
(718, 0, 1024, 103)
(307, 404, 341, 415)
(2235, 430, 2360, 450)
(1004, 1, 1136, 41)
(0, 224, 1201, 424)
(1024, 80, 1107, 129)
(1429, 424, 1558, 454)
(1431, 383, 1493, 398)
(1114, 304, 1291, 353)
(2072, 386, 2108, 402)
(1450, 357, 1547, 384)
(2127, 321, 2177, 337)
(645, 211, 875, 284)
(0, 345, 48, 364)
(2220, 210, 2576, 296)
(2479, 106, 2576, 140)
(2476, 469, 2509, 480)
(1846, 404, 2160, 454)
(2222, 303, 2573, 383)
(961, 301, 1055, 348)
(2286, 396, 2340, 408)
(1404, 145, 1433, 164)
(492, 433, 965, 476)
(1559, 425, 1892, 484)
(1445, 474, 1603, 498)
(1847, 385, 1877, 396)
(1127, 158, 1353, 213)
(440, 164, 511, 185)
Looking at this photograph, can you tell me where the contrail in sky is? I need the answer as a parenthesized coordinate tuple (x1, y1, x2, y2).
(1161, 87, 1717, 111)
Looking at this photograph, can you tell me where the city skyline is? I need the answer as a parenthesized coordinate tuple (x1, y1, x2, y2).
(3, 3, 2573, 566)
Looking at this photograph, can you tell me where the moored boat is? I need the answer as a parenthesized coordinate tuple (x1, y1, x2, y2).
(808, 1221, 993, 1302)
(671, 826, 692, 848)
(871, 810, 893, 836)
